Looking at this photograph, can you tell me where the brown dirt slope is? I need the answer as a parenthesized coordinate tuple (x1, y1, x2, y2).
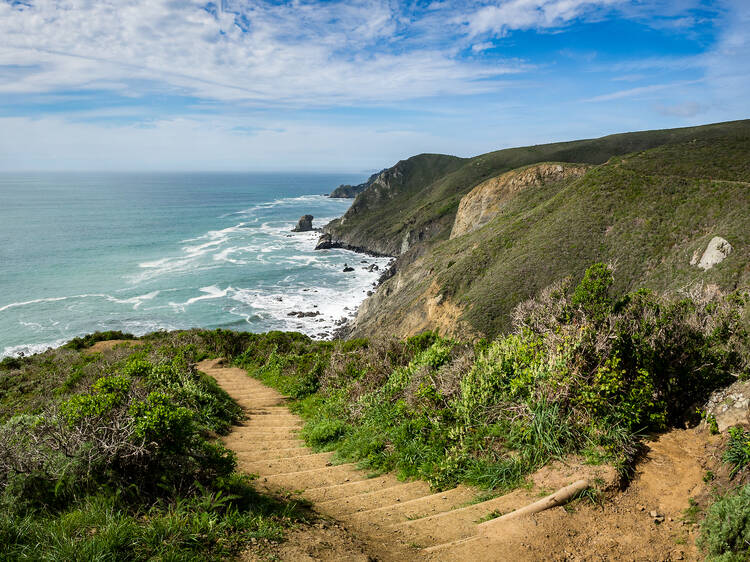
(199, 359, 716, 561)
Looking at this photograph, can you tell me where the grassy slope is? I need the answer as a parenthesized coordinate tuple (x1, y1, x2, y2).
(350, 133, 750, 339)
(0, 331, 307, 560)
(327, 119, 750, 257)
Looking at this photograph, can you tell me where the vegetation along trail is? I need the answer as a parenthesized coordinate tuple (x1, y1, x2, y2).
(200, 358, 715, 561)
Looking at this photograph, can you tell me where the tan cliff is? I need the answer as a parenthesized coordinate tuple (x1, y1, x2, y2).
(450, 163, 589, 239)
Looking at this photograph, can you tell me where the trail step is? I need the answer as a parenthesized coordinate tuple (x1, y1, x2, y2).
(198, 358, 596, 560)
(302, 475, 404, 503)
(389, 489, 530, 547)
(263, 463, 365, 489)
(317, 480, 432, 516)
(240, 452, 336, 475)
(348, 485, 478, 526)
(230, 439, 305, 452)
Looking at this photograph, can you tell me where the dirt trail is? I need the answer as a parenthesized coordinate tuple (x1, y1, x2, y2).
(199, 359, 715, 561)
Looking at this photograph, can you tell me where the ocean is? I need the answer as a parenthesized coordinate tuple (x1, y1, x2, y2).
(0, 172, 392, 358)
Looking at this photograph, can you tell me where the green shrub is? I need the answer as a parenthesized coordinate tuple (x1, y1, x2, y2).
(62, 331, 135, 351)
(60, 375, 131, 426)
(302, 419, 349, 448)
(130, 392, 194, 451)
(724, 426, 750, 478)
(699, 484, 750, 561)
(122, 358, 153, 378)
(571, 262, 614, 323)
(250, 264, 749, 491)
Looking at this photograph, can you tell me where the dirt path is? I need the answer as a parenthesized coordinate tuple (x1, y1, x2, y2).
(199, 359, 716, 561)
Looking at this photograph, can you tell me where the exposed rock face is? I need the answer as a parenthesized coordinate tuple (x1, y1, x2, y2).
(691, 236, 732, 270)
(450, 163, 589, 239)
(704, 379, 750, 432)
(314, 233, 333, 250)
(329, 170, 385, 198)
(347, 257, 475, 341)
(323, 155, 464, 257)
(292, 215, 314, 232)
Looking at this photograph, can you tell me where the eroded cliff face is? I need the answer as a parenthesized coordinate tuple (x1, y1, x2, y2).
(345, 162, 590, 340)
(347, 255, 475, 340)
(323, 165, 409, 255)
(321, 154, 466, 257)
(450, 163, 589, 239)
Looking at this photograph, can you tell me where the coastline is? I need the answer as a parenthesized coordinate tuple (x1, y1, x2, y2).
(1, 191, 390, 358)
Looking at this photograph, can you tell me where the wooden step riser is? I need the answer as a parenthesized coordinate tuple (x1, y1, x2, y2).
(240, 453, 335, 475)
(317, 481, 431, 516)
(263, 464, 364, 490)
(302, 475, 402, 503)
(348, 486, 478, 527)
(389, 490, 530, 547)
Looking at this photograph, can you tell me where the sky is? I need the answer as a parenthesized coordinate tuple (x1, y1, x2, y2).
(0, 0, 748, 173)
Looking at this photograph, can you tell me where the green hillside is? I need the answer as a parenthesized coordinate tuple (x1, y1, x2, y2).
(345, 125, 750, 340)
(326, 119, 750, 258)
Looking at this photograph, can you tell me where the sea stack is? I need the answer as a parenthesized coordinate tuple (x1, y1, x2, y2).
(292, 214, 314, 232)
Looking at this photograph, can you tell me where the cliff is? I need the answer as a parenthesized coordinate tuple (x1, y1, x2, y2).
(329, 170, 384, 198)
(449, 163, 589, 238)
(322, 120, 750, 263)
(328, 119, 750, 340)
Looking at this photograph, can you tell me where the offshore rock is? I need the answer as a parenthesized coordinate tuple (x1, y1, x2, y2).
(292, 214, 314, 232)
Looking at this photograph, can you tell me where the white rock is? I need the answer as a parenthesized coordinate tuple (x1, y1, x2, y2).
(704, 380, 750, 432)
(695, 236, 732, 270)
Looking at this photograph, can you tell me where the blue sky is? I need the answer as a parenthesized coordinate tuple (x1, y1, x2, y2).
(0, 0, 747, 172)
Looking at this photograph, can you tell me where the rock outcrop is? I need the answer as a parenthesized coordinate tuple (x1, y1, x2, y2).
(691, 236, 732, 270)
(450, 163, 589, 239)
(704, 379, 750, 432)
(292, 215, 314, 232)
(329, 170, 385, 198)
(314, 233, 333, 250)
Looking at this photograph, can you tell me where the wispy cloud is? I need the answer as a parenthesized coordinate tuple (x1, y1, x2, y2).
(0, 1, 746, 171)
(583, 79, 703, 102)
(653, 101, 708, 117)
(461, 0, 625, 38)
(0, 1, 524, 106)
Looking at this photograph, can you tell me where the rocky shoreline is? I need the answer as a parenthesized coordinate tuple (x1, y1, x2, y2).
(290, 209, 397, 340)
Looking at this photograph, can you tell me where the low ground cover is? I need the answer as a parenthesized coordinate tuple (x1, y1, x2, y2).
(0, 333, 306, 560)
(235, 264, 750, 492)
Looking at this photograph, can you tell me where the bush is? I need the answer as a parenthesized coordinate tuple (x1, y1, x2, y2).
(62, 331, 135, 351)
(250, 264, 750, 491)
(0, 334, 307, 559)
(724, 426, 750, 478)
(0, 350, 243, 509)
(699, 484, 750, 561)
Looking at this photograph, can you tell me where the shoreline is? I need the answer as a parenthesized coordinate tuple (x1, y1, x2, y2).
(1, 198, 390, 358)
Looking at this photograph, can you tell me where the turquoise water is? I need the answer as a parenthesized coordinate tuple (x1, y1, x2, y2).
(0, 172, 392, 357)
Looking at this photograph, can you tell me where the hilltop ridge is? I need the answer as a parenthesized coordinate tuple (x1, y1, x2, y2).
(319, 119, 750, 340)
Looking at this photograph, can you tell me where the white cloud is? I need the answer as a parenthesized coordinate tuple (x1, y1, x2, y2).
(0, 0, 522, 105)
(701, 0, 750, 114)
(462, 0, 624, 37)
(653, 101, 707, 117)
(583, 79, 703, 102)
